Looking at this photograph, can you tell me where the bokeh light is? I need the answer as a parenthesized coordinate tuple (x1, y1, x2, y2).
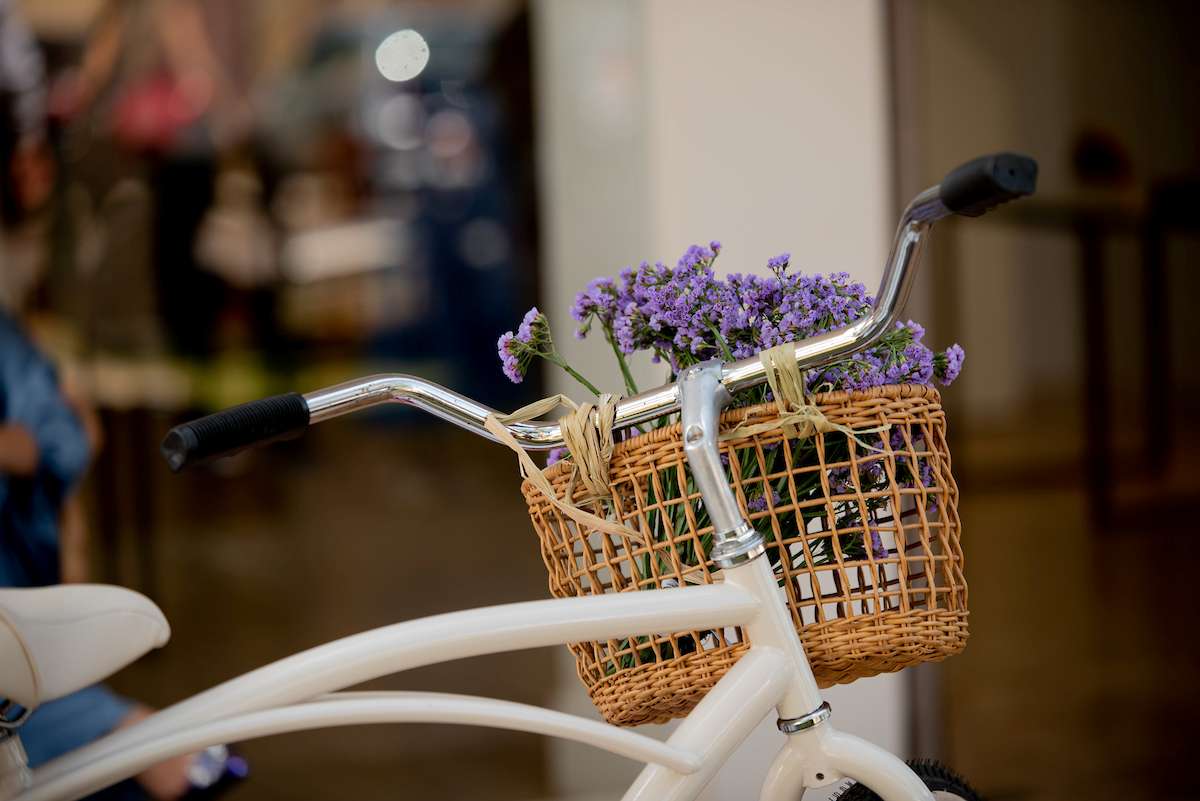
(374, 29, 430, 83)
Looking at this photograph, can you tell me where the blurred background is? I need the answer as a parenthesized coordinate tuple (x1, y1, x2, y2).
(2, 1, 1198, 799)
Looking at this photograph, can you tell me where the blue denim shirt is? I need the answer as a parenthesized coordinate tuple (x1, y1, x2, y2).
(0, 311, 90, 586)
(0, 311, 133, 771)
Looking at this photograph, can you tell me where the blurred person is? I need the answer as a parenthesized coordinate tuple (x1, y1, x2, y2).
(0, 0, 53, 314)
(53, 0, 251, 358)
(0, 308, 198, 800)
(0, 0, 51, 227)
(2, 7, 228, 793)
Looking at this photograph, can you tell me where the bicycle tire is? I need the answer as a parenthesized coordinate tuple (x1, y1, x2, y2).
(829, 759, 982, 801)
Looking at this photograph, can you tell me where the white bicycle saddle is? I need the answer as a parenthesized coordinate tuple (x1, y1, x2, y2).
(0, 585, 169, 709)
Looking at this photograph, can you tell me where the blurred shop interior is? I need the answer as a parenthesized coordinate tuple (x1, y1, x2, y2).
(2, 1, 1199, 800)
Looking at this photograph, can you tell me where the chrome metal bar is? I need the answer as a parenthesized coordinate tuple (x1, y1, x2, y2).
(678, 361, 766, 569)
(776, 701, 832, 734)
(303, 186, 950, 450)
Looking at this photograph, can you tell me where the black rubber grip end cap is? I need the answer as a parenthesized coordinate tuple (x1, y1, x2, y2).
(162, 427, 200, 473)
(161, 392, 310, 472)
(940, 153, 1038, 217)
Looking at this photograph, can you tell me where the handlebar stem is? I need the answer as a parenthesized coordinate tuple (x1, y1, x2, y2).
(678, 360, 767, 569)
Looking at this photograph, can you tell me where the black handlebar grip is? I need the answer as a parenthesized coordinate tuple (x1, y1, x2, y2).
(939, 153, 1038, 217)
(161, 392, 310, 472)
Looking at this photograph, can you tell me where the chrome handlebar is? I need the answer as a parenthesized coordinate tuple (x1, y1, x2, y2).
(302, 188, 947, 450)
(161, 153, 1037, 471)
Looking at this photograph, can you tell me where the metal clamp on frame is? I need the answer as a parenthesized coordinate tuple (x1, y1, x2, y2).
(678, 361, 767, 569)
(776, 701, 832, 735)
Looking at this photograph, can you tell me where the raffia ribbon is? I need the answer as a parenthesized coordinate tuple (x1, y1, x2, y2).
(484, 394, 642, 540)
(486, 344, 888, 542)
(719, 343, 889, 450)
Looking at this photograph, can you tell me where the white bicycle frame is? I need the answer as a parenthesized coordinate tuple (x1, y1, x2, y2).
(9, 154, 1038, 801)
(23, 362, 932, 801)
(24, 562, 931, 801)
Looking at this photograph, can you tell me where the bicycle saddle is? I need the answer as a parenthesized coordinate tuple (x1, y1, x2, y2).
(0, 585, 169, 709)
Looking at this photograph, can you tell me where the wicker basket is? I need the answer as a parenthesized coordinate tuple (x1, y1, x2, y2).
(521, 383, 968, 727)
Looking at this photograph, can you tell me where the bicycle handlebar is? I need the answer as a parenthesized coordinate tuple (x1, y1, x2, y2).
(161, 152, 1037, 471)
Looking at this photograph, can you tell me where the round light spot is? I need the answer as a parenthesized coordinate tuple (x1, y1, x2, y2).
(373, 94, 425, 150)
(375, 30, 430, 83)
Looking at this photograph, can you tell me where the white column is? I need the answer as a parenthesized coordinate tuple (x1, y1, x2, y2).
(532, 3, 903, 798)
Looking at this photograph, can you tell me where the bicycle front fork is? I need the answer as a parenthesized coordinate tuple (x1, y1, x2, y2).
(677, 362, 935, 801)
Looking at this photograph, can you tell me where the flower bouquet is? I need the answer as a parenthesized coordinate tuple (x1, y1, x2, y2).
(498, 243, 969, 727)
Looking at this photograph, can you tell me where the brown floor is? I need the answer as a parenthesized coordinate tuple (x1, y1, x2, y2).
(96, 419, 555, 800)
(943, 414, 1200, 801)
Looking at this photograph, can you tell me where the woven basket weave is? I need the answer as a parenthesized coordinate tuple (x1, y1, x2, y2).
(521, 384, 968, 727)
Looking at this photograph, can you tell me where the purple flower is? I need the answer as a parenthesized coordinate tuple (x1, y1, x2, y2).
(517, 306, 541, 342)
(497, 332, 522, 383)
(747, 488, 782, 513)
(859, 460, 885, 487)
(829, 467, 853, 494)
(529, 242, 963, 394)
(496, 307, 552, 384)
(935, 343, 965, 384)
(830, 461, 887, 495)
(811, 319, 952, 392)
(547, 447, 568, 466)
(571, 277, 620, 337)
(868, 529, 887, 559)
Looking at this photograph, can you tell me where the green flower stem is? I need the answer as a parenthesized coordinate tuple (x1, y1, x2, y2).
(545, 353, 603, 397)
(706, 323, 735, 362)
(604, 327, 640, 396)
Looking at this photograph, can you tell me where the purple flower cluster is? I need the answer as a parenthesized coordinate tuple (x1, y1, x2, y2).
(808, 320, 959, 392)
(572, 242, 732, 368)
(936, 344, 965, 384)
(747, 487, 783, 513)
(828, 460, 887, 495)
(497, 307, 551, 384)
(562, 243, 963, 391)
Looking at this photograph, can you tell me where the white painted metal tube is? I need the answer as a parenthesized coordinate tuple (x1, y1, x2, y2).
(823, 729, 935, 801)
(622, 648, 791, 801)
(21, 694, 703, 801)
(37, 584, 757, 784)
(314, 693, 701, 772)
(758, 724, 936, 801)
(722, 558, 824, 717)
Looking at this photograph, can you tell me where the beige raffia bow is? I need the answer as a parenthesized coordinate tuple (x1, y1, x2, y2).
(484, 393, 642, 540)
(720, 343, 890, 450)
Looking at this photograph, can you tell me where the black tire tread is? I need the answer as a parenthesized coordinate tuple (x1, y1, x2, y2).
(829, 759, 982, 801)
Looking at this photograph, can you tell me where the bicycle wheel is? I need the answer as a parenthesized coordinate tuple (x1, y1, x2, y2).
(830, 759, 982, 801)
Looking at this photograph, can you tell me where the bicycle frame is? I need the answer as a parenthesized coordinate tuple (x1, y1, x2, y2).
(11, 153, 1037, 801)
(25, 561, 930, 801)
(25, 362, 933, 801)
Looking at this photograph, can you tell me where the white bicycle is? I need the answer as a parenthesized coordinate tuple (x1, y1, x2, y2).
(0, 153, 1037, 801)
